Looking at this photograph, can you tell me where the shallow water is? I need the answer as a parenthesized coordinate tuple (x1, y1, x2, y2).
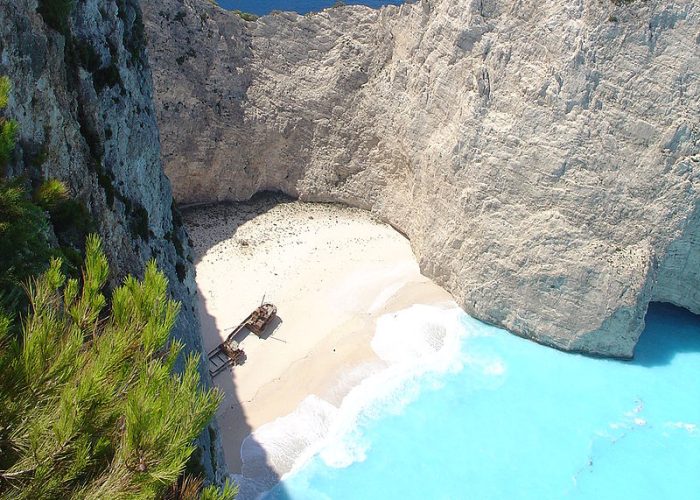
(264, 303, 700, 499)
(216, 0, 403, 16)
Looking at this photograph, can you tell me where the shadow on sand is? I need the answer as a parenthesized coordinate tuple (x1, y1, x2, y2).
(184, 193, 294, 499)
(181, 192, 295, 249)
(631, 302, 700, 368)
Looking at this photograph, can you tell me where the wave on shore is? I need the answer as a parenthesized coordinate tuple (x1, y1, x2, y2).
(260, 303, 700, 499)
(231, 304, 466, 498)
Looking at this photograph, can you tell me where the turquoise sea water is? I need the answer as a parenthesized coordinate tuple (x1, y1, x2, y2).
(265, 303, 700, 499)
(216, 0, 402, 16)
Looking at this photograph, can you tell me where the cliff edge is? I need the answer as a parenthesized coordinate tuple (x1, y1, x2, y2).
(143, 0, 699, 358)
(0, 0, 226, 481)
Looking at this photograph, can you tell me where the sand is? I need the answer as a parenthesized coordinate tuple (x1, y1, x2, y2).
(183, 194, 454, 476)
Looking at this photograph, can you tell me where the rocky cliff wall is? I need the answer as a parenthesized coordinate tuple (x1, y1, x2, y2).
(144, 0, 699, 358)
(0, 0, 225, 481)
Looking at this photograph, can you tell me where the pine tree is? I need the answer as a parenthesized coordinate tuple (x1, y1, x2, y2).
(0, 76, 54, 318)
(0, 179, 57, 317)
(0, 76, 16, 169)
(0, 78, 89, 322)
(0, 236, 236, 499)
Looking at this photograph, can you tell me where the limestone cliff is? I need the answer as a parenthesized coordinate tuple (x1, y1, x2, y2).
(144, 0, 700, 358)
(0, 0, 225, 481)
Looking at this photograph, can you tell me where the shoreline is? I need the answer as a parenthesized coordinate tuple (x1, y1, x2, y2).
(184, 195, 454, 481)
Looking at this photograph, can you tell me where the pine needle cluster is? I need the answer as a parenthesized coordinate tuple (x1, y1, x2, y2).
(0, 237, 234, 499)
(0, 179, 55, 314)
(0, 77, 54, 317)
(0, 79, 85, 321)
(0, 76, 17, 172)
(0, 75, 233, 500)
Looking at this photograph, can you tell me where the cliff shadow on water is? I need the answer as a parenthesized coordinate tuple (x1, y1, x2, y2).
(183, 192, 294, 498)
(632, 302, 700, 368)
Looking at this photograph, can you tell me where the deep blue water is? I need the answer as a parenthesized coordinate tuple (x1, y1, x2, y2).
(265, 303, 700, 499)
(216, 0, 403, 16)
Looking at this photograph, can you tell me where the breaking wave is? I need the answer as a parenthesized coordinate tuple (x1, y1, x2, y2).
(232, 304, 469, 499)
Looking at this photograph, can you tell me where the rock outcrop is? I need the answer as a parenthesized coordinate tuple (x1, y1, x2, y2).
(143, 0, 700, 358)
(0, 0, 225, 481)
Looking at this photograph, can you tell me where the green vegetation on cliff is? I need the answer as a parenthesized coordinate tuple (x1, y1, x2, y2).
(0, 78, 16, 169)
(232, 10, 258, 22)
(0, 75, 235, 498)
(0, 237, 234, 499)
(0, 179, 55, 316)
(0, 78, 90, 320)
(0, 76, 54, 318)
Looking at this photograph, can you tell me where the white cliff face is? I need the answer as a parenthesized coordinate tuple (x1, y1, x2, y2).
(143, 0, 700, 358)
(0, 0, 225, 480)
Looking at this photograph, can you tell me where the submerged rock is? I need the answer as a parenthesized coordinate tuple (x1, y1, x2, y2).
(143, 0, 700, 358)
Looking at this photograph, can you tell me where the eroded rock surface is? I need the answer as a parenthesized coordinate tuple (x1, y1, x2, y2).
(143, 0, 700, 358)
(0, 0, 225, 480)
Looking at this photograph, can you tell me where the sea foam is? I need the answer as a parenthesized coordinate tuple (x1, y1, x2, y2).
(233, 304, 468, 499)
(271, 303, 700, 500)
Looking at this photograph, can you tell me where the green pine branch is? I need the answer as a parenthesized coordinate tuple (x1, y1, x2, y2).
(0, 236, 234, 499)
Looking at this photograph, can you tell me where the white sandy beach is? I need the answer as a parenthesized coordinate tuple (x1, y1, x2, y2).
(184, 195, 455, 479)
